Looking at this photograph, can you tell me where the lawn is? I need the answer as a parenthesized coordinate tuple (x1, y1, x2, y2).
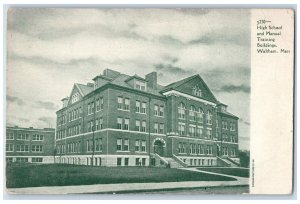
(197, 167, 249, 178)
(6, 164, 236, 188)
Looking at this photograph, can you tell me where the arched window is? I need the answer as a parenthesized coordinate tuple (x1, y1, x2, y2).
(197, 108, 204, 123)
(206, 110, 212, 125)
(178, 102, 185, 119)
(189, 105, 196, 121)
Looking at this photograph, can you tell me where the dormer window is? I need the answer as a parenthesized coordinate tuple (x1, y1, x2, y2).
(135, 80, 146, 91)
(71, 93, 79, 104)
(192, 85, 202, 97)
(221, 106, 227, 112)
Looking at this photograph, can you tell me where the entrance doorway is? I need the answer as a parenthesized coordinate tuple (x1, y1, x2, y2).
(154, 140, 165, 156)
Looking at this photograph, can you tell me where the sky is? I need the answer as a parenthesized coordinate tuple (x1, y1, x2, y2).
(6, 8, 250, 150)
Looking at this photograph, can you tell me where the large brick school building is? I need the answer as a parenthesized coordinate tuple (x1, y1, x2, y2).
(55, 69, 240, 167)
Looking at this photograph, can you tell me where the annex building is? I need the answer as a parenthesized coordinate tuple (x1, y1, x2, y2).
(55, 69, 240, 167)
(6, 126, 55, 163)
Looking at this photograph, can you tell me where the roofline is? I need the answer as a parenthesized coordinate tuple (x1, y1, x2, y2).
(6, 126, 55, 131)
(124, 75, 147, 82)
(84, 83, 166, 100)
(160, 74, 219, 103)
(217, 111, 239, 119)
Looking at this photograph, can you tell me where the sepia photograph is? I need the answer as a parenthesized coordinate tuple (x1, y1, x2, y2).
(5, 7, 278, 195)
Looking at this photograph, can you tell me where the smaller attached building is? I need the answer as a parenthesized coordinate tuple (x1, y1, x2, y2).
(6, 126, 55, 164)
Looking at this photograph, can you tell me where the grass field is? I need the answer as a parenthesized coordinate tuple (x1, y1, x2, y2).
(197, 167, 249, 178)
(6, 164, 236, 188)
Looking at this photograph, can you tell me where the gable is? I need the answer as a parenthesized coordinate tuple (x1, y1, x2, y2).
(67, 84, 83, 106)
(170, 75, 218, 103)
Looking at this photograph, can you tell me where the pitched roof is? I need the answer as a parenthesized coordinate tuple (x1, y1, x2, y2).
(160, 74, 218, 103)
(76, 83, 93, 96)
(161, 75, 197, 92)
(217, 110, 239, 119)
(108, 74, 164, 97)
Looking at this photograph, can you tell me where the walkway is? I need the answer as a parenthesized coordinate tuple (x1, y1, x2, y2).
(7, 168, 249, 194)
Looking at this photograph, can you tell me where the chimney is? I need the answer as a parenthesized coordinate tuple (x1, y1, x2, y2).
(145, 72, 157, 89)
(61, 97, 69, 108)
(103, 69, 120, 79)
(87, 82, 94, 88)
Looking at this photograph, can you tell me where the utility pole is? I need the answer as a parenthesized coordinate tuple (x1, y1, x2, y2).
(92, 96, 96, 166)
(148, 96, 151, 166)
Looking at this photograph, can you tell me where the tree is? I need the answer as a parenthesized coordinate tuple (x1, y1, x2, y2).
(239, 150, 250, 168)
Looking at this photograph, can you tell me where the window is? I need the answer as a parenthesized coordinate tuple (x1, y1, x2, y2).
(154, 105, 159, 116)
(124, 118, 129, 130)
(124, 98, 130, 110)
(154, 123, 158, 133)
(159, 124, 164, 134)
(117, 158, 122, 166)
(32, 158, 43, 163)
(71, 93, 79, 103)
(222, 134, 227, 142)
(135, 81, 146, 91)
(79, 107, 82, 117)
(135, 140, 140, 151)
(117, 118, 122, 129)
(100, 98, 104, 110)
(32, 145, 43, 152)
(178, 123, 185, 136)
(141, 121, 146, 132)
(178, 143, 182, 153)
(91, 102, 94, 113)
(136, 158, 140, 166)
(230, 122, 236, 131)
(90, 121, 94, 132)
(178, 103, 185, 119)
(193, 86, 202, 97)
(117, 139, 122, 151)
(223, 147, 229, 156)
(99, 118, 103, 130)
(96, 98, 100, 111)
(216, 119, 219, 128)
(16, 157, 28, 163)
(135, 158, 140, 166)
(159, 106, 164, 117)
(32, 134, 44, 141)
(124, 158, 129, 166)
(222, 121, 228, 129)
(135, 120, 141, 131)
(117, 97, 123, 109)
(16, 145, 29, 152)
(207, 145, 213, 155)
(189, 125, 196, 137)
(123, 139, 129, 151)
(189, 106, 196, 121)
(17, 134, 29, 140)
(141, 102, 146, 114)
(196, 126, 203, 137)
(6, 144, 13, 152)
(206, 110, 212, 125)
(207, 129, 212, 139)
(197, 108, 204, 123)
(136, 101, 140, 113)
(87, 104, 91, 115)
(95, 119, 99, 130)
(87, 140, 93, 152)
(142, 158, 146, 166)
(95, 138, 102, 151)
(141, 141, 146, 152)
(6, 133, 14, 140)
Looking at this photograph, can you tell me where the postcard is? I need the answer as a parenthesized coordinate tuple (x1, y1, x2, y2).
(5, 8, 294, 195)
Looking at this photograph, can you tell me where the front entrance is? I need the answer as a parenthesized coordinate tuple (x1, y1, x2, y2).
(154, 140, 165, 156)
